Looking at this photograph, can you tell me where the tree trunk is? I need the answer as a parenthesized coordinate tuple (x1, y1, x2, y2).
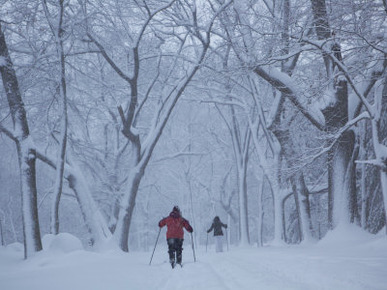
(238, 153, 250, 245)
(50, 0, 68, 235)
(18, 144, 43, 258)
(372, 76, 387, 233)
(323, 79, 354, 228)
(359, 121, 368, 229)
(0, 23, 42, 258)
(256, 178, 264, 247)
(114, 167, 143, 252)
(249, 118, 283, 244)
(348, 144, 360, 224)
(272, 125, 314, 242)
(310, 0, 355, 229)
(272, 0, 313, 243)
(273, 189, 283, 244)
(67, 168, 112, 247)
(290, 172, 314, 242)
(310, 0, 332, 76)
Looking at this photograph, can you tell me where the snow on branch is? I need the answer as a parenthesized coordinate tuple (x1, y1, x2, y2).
(253, 65, 326, 130)
(86, 33, 132, 83)
(301, 38, 379, 117)
(304, 111, 370, 165)
(356, 158, 387, 170)
(133, 0, 177, 46)
(200, 98, 246, 109)
(152, 151, 206, 163)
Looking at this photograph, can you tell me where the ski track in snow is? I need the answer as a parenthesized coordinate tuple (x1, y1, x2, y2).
(211, 254, 302, 290)
(1, 233, 387, 290)
(160, 261, 233, 290)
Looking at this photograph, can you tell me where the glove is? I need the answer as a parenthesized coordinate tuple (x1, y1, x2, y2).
(225, 224, 228, 229)
(207, 229, 210, 233)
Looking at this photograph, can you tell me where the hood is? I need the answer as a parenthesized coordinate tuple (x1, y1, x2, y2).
(170, 209, 181, 218)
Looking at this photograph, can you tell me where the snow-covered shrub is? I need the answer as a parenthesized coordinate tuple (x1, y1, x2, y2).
(46, 233, 83, 253)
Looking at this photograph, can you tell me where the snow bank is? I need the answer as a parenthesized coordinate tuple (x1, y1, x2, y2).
(317, 223, 384, 247)
(43, 233, 83, 253)
(6, 242, 24, 253)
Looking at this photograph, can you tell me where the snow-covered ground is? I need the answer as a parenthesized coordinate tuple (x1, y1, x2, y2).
(1, 225, 386, 290)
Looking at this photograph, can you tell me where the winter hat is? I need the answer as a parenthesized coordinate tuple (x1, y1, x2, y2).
(173, 206, 180, 214)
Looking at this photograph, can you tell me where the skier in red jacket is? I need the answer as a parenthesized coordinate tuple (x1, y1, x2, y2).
(159, 206, 193, 268)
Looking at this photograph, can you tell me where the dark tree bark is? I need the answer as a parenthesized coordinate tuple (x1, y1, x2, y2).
(322, 78, 355, 228)
(0, 23, 42, 258)
(310, 0, 356, 228)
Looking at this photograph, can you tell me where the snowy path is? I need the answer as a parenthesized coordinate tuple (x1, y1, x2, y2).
(1, 227, 387, 290)
(1, 242, 387, 290)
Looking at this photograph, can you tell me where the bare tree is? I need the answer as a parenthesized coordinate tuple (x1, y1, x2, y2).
(84, 0, 232, 251)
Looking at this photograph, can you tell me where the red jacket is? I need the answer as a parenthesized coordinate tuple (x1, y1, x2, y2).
(159, 211, 193, 239)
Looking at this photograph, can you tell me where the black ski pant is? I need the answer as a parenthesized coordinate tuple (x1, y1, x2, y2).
(167, 238, 183, 264)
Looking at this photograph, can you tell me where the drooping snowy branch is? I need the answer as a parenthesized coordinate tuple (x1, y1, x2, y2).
(253, 65, 326, 130)
(302, 38, 385, 117)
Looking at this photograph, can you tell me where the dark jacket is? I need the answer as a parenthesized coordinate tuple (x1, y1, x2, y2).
(159, 208, 193, 239)
(207, 216, 227, 236)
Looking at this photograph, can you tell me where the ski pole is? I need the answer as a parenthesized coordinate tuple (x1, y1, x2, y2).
(190, 232, 196, 262)
(149, 227, 161, 265)
(226, 228, 229, 251)
(206, 233, 208, 252)
(0, 217, 4, 246)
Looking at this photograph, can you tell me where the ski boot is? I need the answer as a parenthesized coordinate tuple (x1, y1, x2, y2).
(170, 258, 175, 268)
(176, 253, 182, 267)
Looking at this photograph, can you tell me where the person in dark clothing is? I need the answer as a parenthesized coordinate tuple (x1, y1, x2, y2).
(207, 216, 227, 252)
(159, 206, 193, 268)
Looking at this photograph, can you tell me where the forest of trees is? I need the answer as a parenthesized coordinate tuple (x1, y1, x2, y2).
(0, 0, 386, 258)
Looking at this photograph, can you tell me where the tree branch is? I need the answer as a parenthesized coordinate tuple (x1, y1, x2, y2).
(0, 124, 16, 142)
